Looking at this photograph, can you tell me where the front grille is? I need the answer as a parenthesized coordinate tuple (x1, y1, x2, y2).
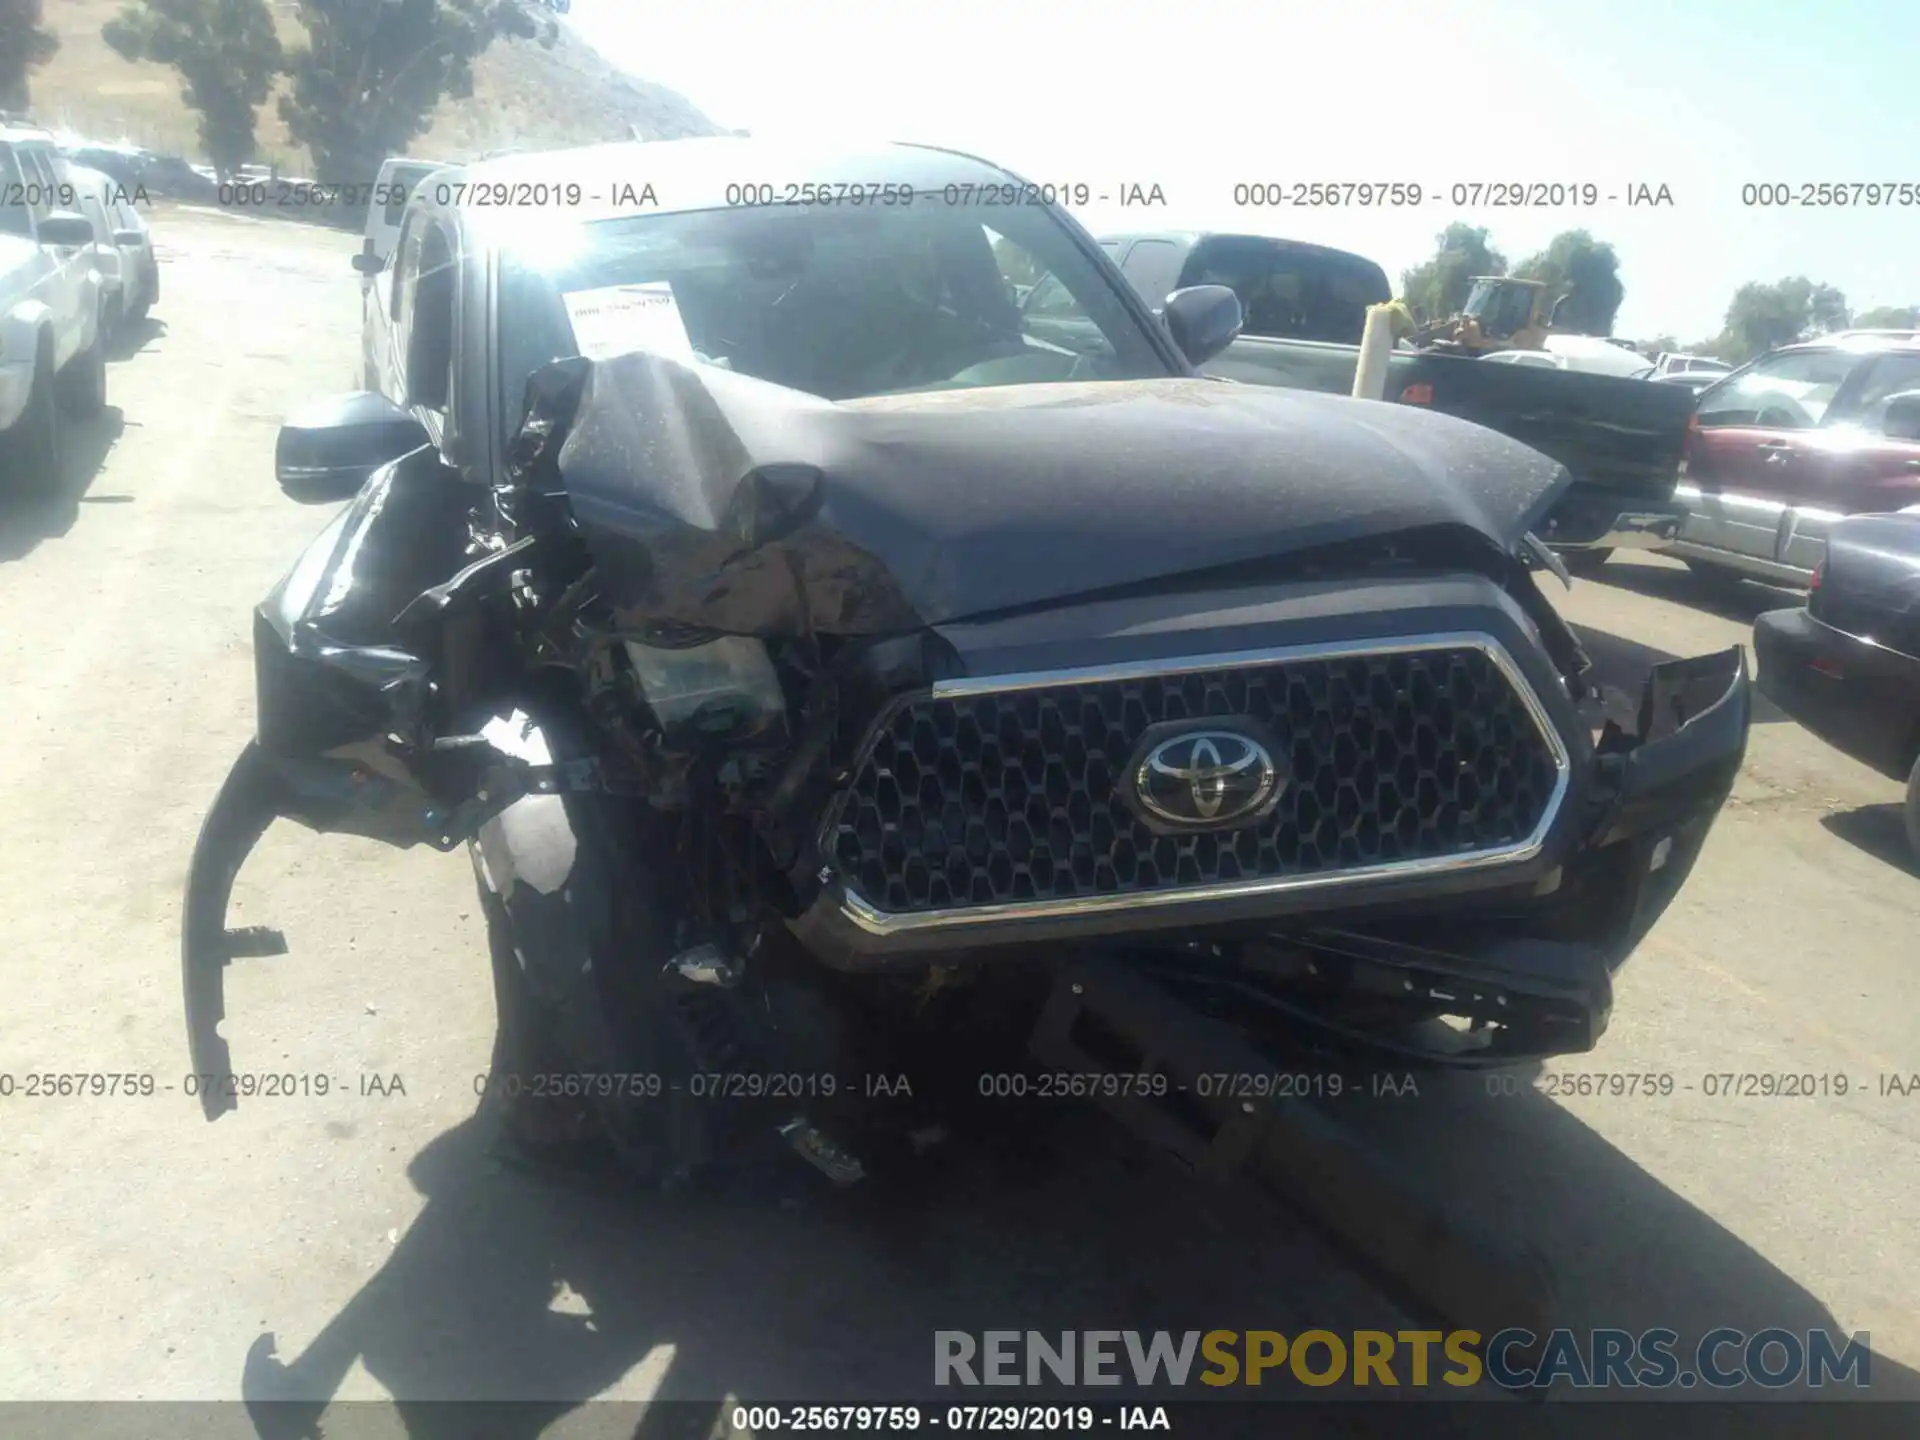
(826, 640, 1566, 918)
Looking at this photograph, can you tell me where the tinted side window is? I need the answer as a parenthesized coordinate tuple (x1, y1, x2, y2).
(78, 189, 110, 240)
(1838, 354, 1920, 436)
(0, 147, 33, 238)
(406, 222, 457, 412)
(1183, 236, 1387, 344)
(1117, 239, 1185, 310)
(1025, 272, 1081, 318)
(384, 166, 429, 226)
(391, 209, 425, 323)
(1696, 350, 1860, 430)
(19, 148, 57, 217)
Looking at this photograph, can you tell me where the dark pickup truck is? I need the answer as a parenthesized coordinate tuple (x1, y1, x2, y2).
(1068, 232, 1696, 573)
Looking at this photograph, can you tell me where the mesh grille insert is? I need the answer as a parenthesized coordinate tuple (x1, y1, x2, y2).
(827, 646, 1562, 916)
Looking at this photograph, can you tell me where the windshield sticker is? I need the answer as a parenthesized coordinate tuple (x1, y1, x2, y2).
(563, 283, 696, 363)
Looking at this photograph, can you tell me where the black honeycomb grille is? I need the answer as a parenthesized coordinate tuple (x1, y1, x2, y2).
(827, 645, 1563, 916)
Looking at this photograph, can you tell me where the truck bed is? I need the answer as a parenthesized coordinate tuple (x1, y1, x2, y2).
(1203, 336, 1695, 520)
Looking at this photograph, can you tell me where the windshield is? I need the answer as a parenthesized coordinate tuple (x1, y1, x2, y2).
(494, 199, 1168, 428)
(1465, 279, 1537, 337)
(1180, 237, 1389, 345)
(1696, 348, 1859, 429)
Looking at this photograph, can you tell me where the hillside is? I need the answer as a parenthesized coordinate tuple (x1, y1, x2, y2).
(25, 1, 724, 169)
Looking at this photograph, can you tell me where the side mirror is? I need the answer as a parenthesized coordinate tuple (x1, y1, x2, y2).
(352, 240, 384, 276)
(1882, 391, 1920, 443)
(112, 228, 144, 246)
(36, 211, 95, 248)
(1160, 284, 1243, 368)
(275, 390, 430, 495)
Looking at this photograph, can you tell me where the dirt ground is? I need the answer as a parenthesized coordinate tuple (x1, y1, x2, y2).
(1, 205, 1917, 1427)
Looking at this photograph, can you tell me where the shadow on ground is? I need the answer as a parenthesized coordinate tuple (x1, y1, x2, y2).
(233, 1042, 1918, 1439)
(1821, 805, 1919, 879)
(0, 407, 127, 563)
(1585, 560, 1805, 629)
(110, 316, 168, 361)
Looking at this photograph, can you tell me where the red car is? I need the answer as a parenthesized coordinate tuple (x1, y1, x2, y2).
(1668, 333, 1920, 585)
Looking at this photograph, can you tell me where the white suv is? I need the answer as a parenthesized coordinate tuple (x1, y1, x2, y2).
(0, 126, 108, 497)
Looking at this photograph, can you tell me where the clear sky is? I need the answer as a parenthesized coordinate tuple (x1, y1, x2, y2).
(563, 0, 1918, 343)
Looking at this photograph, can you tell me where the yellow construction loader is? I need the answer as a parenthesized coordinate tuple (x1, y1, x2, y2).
(1413, 276, 1560, 355)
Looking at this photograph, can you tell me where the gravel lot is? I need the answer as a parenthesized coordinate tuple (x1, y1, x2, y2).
(1, 206, 1916, 1422)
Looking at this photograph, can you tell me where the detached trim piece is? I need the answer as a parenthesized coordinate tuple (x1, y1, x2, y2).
(832, 631, 1573, 937)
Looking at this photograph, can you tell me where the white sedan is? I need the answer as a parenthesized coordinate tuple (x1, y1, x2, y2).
(66, 164, 158, 338)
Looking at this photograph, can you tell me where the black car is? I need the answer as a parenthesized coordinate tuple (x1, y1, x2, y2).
(184, 137, 1751, 1187)
(1755, 510, 1920, 859)
(63, 144, 149, 191)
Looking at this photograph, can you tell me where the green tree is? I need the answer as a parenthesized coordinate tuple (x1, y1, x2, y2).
(1399, 224, 1505, 321)
(1642, 333, 1681, 359)
(1853, 304, 1920, 329)
(1714, 277, 1850, 364)
(103, 0, 283, 180)
(280, 0, 558, 186)
(1514, 230, 1624, 335)
(0, 0, 59, 112)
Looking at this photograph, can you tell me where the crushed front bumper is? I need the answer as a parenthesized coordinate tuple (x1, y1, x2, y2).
(787, 644, 1749, 1063)
(182, 623, 1749, 1108)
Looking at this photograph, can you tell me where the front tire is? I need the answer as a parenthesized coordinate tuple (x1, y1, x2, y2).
(472, 789, 716, 1188)
(56, 319, 108, 419)
(1904, 752, 1920, 868)
(0, 358, 63, 500)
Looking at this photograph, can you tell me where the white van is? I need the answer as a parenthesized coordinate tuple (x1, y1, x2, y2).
(361, 157, 447, 268)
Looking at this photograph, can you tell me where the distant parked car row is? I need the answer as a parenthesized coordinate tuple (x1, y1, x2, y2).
(63, 142, 218, 203)
(0, 120, 165, 499)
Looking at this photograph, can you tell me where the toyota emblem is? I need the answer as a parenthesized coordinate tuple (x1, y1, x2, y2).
(1128, 725, 1284, 829)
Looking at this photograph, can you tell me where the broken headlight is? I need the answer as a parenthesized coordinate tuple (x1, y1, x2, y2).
(623, 635, 787, 744)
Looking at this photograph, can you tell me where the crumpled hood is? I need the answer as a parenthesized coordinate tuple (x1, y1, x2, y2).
(539, 352, 1571, 637)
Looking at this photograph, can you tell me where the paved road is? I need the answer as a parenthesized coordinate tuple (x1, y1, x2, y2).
(1, 208, 1916, 1422)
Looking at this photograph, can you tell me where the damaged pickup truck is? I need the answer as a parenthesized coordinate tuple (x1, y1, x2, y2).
(185, 138, 1752, 1187)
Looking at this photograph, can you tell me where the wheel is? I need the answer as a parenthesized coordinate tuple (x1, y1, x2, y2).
(1905, 752, 1920, 868)
(0, 355, 63, 499)
(471, 785, 717, 1188)
(56, 319, 107, 419)
(1561, 547, 1613, 578)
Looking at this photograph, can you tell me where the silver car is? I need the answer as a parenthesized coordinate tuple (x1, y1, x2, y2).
(66, 165, 157, 338)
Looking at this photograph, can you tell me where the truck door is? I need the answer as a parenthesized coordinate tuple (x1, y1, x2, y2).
(1682, 347, 1857, 563)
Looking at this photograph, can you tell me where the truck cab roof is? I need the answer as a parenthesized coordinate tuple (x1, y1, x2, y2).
(430, 135, 1033, 229)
